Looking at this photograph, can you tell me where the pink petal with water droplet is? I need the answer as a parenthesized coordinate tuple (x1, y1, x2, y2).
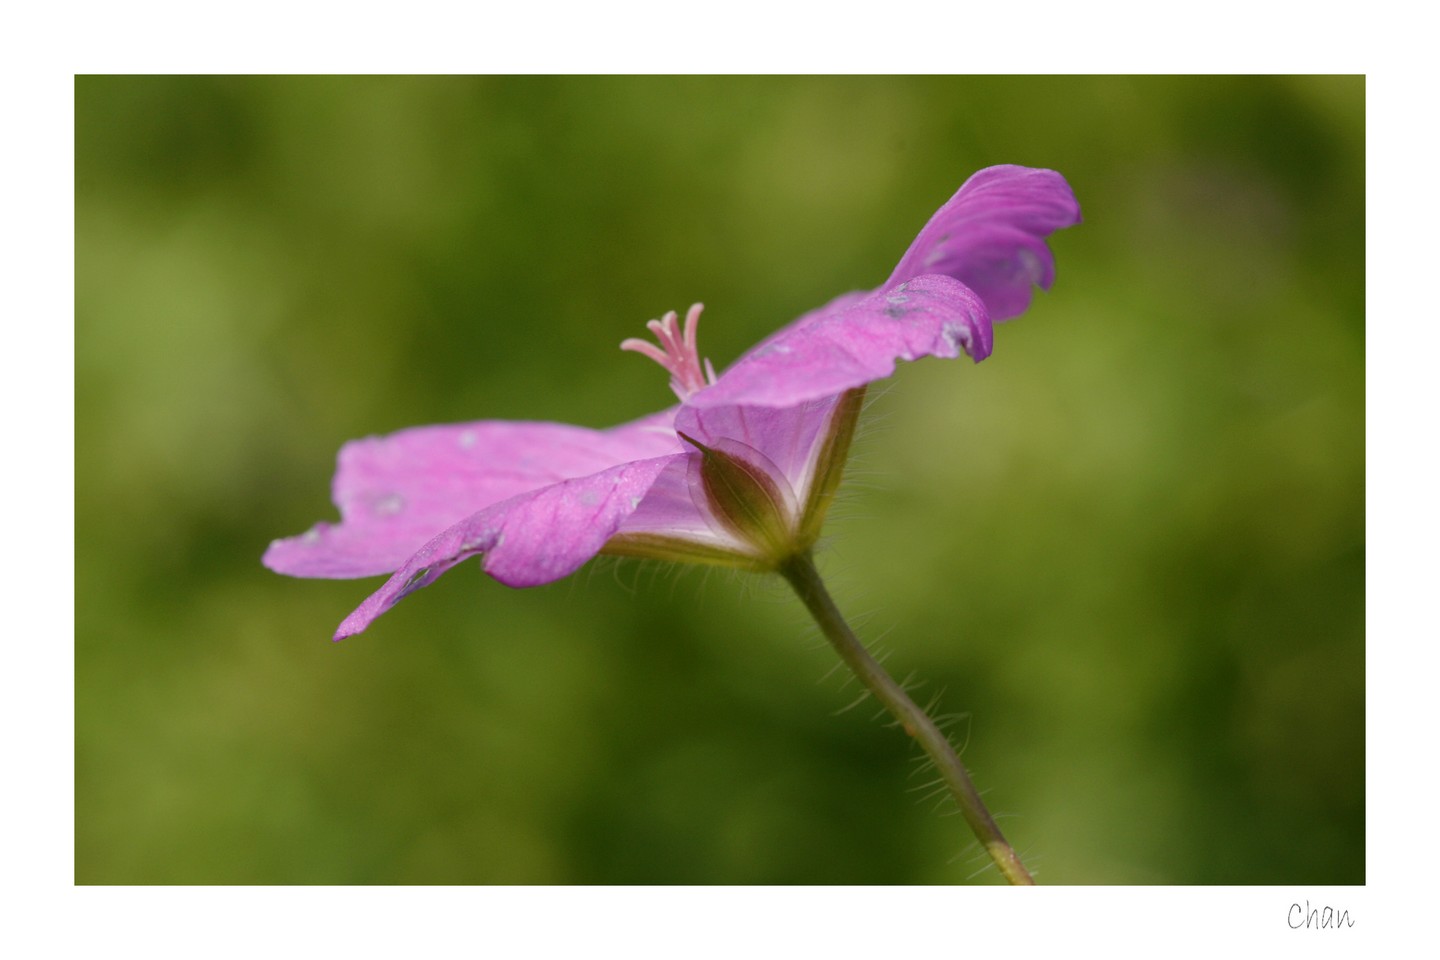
(264, 410, 682, 579)
(886, 164, 1082, 321)
(687, 274, 990, 410)
(333, 454, 682, 639)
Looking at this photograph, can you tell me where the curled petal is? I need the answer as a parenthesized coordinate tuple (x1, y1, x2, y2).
(687, 274, 990, 410)
(264, 411, 682, 579)
(334, 454, 683, 639)
(886, 165, 1082, 320)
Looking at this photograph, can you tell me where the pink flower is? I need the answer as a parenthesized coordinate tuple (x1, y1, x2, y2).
(265, 165, 1081, 640)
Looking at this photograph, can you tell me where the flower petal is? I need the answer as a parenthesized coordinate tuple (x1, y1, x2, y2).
(264, 411, 683, 579)
(885, 164, 1082, 320)
(615, 455, 719, 545)
(334, 454, 682, 639)
(687, 274, 990, 410)
(673, 397, 842, 493)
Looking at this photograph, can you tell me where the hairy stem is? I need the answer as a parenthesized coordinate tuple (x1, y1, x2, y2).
(779, 552, 1034, 885)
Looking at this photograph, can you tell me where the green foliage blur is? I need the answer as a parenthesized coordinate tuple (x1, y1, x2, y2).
(76, 76, 1363, 884)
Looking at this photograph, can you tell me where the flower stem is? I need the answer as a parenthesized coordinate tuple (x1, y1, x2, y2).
(778, 552, 1035, 885)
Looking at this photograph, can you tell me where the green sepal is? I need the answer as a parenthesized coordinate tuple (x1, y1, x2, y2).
(600, 532, 770, 570)
(677, 431, 798, 565)
(798, 387, 866, 546)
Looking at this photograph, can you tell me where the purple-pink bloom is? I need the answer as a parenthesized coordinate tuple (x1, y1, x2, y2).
(265, 165, 1081, 640)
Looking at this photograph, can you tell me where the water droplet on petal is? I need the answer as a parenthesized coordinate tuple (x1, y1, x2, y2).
(459, 430, 477, 449)
(374, 494, 405, 516)
(301, 527, 323, 545)
(940, 324, 967, 355)
(461, 528, 500, 554)
(1016, 248, 1042, 283)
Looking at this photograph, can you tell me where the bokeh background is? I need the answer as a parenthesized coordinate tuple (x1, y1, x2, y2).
(76, 76, 1363, 884)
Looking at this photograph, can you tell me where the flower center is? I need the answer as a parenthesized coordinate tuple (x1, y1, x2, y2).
(620, 303, 718, 401)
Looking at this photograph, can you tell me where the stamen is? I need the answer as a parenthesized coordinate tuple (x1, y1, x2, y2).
(620, 302, 717, 401)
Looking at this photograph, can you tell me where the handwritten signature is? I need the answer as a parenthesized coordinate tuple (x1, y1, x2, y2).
(1288, 900, 1354, 929)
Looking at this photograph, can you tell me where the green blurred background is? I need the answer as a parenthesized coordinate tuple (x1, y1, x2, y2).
(76, 76, 1363, 884)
